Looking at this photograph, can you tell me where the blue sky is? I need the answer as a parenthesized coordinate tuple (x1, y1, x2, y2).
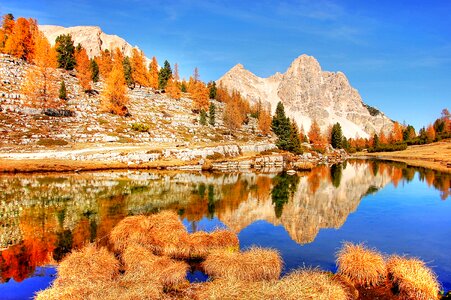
(2, 0, 450, 130)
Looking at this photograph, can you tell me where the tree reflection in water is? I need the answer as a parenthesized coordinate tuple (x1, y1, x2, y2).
(0, 161, 449, 282)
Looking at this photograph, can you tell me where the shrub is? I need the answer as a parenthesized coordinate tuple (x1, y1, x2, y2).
(387, 256, 440, 300)
(367, 143, 407, 153)
(37, 138, 68, 146)
(336, 243, 386, 287)
(206, 152, 224, 160)
(131, 122, 150, 132)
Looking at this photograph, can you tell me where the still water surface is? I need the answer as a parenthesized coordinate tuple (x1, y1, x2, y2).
(0, 160, 450, 299)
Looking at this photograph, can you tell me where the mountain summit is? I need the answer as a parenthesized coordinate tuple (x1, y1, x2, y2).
(217, 54, 393, 138)
(39, 25, 147, 60)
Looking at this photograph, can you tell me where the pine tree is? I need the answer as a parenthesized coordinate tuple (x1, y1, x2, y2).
(331, 122, 343, 149)
(209, 102, 216, 126)
(208, 81, 217, 99)
(271, 102, 291, 150)
(199, 109, 207, 125)
(74, 46, 92, 91)
(288, 119, 302, 154)
(158, 60, 171, 89)
(148, 56, 159, 89)
(122, 56, 135, 89)
(180, 81, 187, 92)
(0, 14, 14, 51)
(59, 80, 67, 100)
(373, 134, 380, 148)
(55, 34, 75, 70)
(90, 59, 99, 82)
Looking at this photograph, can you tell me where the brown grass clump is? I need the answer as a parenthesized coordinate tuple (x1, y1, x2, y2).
(196, 278, 275, 300)
(109, 211, 189, 255)
(387, 256, 440, 300)
(188, 229, 240, 259)
(336, 242, 386, 287)
(35, 244, 119, 300)
(202, 247, 282, 282)
(122, 244, 189, 289)
(275, 269, 349, 300)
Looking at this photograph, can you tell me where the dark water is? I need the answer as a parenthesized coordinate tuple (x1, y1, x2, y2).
(0, 160, 450, 299)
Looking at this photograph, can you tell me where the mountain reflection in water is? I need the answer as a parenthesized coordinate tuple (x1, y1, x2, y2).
(0, 160, 449, 284)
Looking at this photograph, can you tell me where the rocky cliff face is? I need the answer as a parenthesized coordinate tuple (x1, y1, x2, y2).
(39, 25, 146, 60)
(217, 54, 394, 138)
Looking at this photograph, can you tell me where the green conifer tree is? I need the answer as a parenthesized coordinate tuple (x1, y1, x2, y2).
(55, 34, 76, 70)
(331, 122, 343, 149)
(271, 102, 291, 150)
(90, 59, 99, 82)
(288, 119, 302, 154)
(199, 109, 207, 125)
(158, 60, 172, 89)
(122, 56, 135, 89)
(59, 80, 67, 100)
(209, 102, 216, 126)
(208, 81, 217, 99)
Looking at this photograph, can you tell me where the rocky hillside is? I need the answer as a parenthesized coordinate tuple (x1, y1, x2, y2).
(0, 54, 271, 152)
(39, 25, 147, 60)
(217, 54, 394, 138)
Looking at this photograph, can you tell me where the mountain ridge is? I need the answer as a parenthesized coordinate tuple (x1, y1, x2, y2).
(217, 54, 394, 138)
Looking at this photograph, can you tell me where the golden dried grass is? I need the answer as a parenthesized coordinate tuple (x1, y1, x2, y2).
(336, 242, 386, 287)
(202, 247, 282, 282)
(196, 269, 348, 300)
(109, 215, 153, 253)
(187, 229, 239, 259)
(122, 244, 189, 289)
(387, 256, 440, 300)
(35, 244, 120, 300)
(275, 269, 349, 300)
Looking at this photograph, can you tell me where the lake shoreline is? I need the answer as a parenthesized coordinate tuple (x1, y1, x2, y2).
(354, 139, 451, 174)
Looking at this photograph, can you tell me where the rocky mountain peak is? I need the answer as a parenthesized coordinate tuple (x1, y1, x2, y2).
(217, 54, 394, 138)
(39, 25, 148, 62)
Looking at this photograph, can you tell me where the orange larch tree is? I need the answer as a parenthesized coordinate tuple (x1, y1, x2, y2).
(0, 14, 15, 52)
(21, 31, 58, 109)
(308, 119, 324, 145)
(391, 122, 403, 143)
(4, 17, 36, 62)
(131, 48, 149, 87)
(148, 56, 159, 89)
(95, 49, 113, 79)
(223, 99, 243, 131)
(258, 108, 272, 135)
(75, 46, 92, 91)
(166, 77, 181, 100)
(425, 124, 436, 143)
(101, 57, 129, 116)
(190, 79, 210, 110)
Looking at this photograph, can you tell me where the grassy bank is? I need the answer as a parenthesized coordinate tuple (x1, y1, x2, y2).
(356, 139, 451, 173)
(35, 211, 445, 300)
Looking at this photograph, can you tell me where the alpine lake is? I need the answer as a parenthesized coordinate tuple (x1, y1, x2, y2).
(0, 159, 450, 299)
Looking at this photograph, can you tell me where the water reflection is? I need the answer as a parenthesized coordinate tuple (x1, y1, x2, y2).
(0, 161, 449, 283)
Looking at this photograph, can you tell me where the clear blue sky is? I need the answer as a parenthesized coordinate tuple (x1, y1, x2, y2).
(2, 0, 450, 130)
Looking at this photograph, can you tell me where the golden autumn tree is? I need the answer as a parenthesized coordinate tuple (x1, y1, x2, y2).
(223, 99, 243, 131)
(425, 124, 436, 143)
(21, 31, 58, 109)
(4, 17, 36, 62)
(391, 122, 403, 143)
(258, 108, 272, 135)
(131, 48, 149, 87)
(166, 77, 181, 100)
(379, 129, 388, 144)
(101, 57, 129, 116)
(95, 49, 113, 78)
(308, 119, 324, 145)
(189, 78, 209, 110)
(0, 14, 15, 52)
(74, 46, 92, 91)
(148, 56, 159, 89)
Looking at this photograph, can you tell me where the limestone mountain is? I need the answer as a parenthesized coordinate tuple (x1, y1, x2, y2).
(39, 25, 148, 61)
(217, 54, 394, 138)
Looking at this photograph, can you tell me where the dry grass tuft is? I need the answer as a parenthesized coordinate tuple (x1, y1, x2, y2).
(35, 244, 120, 300)
(196, 269, 348, 300)
(387, 256, 440, 300)
(121, 244, 189, 289)
(202, 247, 282, 282)
(336, 242, 386, 287)
(276, 269, 349, 300)
(109, 211, 189, 256)
(188, 229, 240, 259)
